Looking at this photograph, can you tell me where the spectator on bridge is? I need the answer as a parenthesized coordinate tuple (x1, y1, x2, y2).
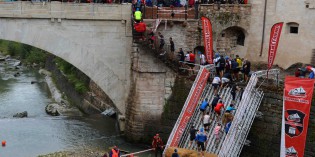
(199, 98, 209, 114)
(188, 51, 196, 65)
(109, 146, 121, 157)
(195, 128, 207, 157)
(178, 48, 185, 66)
(152, 134, 164, 157)
(213, 53, 221, 76)
(211, 94, 221, 112)
(212, 75, 221, 95)
(189, 125, 199, 147)
(213, 123, 222, 145)
(203, 112, 212, 132)
(134, 10, 142, 23)
(214, 100, 225, 117)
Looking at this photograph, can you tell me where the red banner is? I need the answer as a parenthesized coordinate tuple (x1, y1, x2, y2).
(268, 22, 283, 69)
(280, 76, 315, 157)
(170, 68, 210, 147)
(201, 17, 213, 64)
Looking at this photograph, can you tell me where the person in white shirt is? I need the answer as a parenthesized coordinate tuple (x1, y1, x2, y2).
(203, 112, 211, 131)
(200, 53, 206, 65)
(212, 75, 221, 95)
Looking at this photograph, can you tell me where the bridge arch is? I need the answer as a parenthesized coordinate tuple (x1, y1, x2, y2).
(0, 3, 133, 115)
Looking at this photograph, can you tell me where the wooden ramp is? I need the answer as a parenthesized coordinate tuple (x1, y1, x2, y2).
(165, 147, 218, 157)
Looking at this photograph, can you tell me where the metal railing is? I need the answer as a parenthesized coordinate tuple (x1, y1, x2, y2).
(163, 68, 279, 157)
(218, 69, 280, 157)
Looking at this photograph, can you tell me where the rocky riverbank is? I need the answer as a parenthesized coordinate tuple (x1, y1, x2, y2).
(38, 149, 106, 157)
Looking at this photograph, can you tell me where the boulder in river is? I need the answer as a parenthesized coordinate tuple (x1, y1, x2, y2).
(101, 108, 116, 117)
(13, 111, 28, 118)
(45, 103, 60, 116)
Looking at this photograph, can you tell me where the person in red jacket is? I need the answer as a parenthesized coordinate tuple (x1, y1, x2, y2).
(134, 22, 146, 41)
(152, 134, 164, 157)
(109, 146, 120, 157)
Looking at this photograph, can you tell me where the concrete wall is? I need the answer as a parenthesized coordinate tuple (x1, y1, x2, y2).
(247, 0, 315, 68)
(0, 2, 132, 115)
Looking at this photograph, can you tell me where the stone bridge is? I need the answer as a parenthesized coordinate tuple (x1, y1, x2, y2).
(0, 1, 132, 115)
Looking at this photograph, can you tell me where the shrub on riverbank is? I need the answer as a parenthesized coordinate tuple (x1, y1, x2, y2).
(54, 57, 89, 94)
(0, 39, 47, 65)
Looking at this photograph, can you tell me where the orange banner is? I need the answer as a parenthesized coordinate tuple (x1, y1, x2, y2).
(201, 17, 213, 64)
(170, 68, 210, 147)
(281, 76, 315, 157)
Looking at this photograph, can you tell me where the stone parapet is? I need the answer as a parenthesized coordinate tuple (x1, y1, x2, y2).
(0, 1, 131, 20)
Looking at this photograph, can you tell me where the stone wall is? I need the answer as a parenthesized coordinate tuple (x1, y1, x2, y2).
(154, 20, 201, 53)
(125, 44, 176, 142)
(199, 4, 251, 57)
(240, 89, 315, 157)
(45, 54, 117, 114)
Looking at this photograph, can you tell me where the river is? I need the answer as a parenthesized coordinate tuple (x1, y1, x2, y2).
(0, 59, 151, 157)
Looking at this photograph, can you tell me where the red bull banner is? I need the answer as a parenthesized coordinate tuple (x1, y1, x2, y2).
(268, 22, 283, 69)
(280, 76, 315, 157)
(170, 68, 210, 147)
(201, 17, 213, 64)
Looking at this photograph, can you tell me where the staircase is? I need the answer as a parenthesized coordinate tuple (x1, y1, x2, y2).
(164, 67, 280, 157)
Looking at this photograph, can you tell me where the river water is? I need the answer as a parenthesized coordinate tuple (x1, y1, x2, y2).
(0, 60, 151, 157)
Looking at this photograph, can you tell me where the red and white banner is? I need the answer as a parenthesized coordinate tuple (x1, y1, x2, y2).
(170, 68, 210, 147)
(280, 76, 315, 157)
(268, 22, 283, 69)
(201, 17, 213, 64)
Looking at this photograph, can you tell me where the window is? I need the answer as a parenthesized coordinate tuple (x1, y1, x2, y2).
(237, 33, 245, 46)
(287, 22, 299, 34)
(290, 27, 298, 34)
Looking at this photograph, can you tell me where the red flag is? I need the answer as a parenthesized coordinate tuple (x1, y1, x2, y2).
(268, 22, 283, 70)
(201, 17, 213, 64)
(280, 76, 315, 157)
(170, 68, 210, 147)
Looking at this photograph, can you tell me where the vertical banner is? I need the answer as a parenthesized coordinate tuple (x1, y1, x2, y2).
(170, 68, 210, 147)
(201, 17, 213, 64)
(280, 76, 315, 157)
(267, 22, 283, 70)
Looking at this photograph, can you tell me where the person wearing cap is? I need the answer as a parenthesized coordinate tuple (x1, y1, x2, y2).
(195, 128, 207, 157)
(109, 146, 120, 157)
(152, 134, 164, 157)
(172, 149, 180, 157)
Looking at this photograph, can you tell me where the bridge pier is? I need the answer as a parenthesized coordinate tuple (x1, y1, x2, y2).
(125, 44, 175, 141)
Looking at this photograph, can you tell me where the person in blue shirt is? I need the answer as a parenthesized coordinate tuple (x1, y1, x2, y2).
(225, 122, 232, 134)
(226, 104, 236, 113)
(199, 98, 209, 114)
(309, 71, 314, 79)
(195, 128, 207, 157)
